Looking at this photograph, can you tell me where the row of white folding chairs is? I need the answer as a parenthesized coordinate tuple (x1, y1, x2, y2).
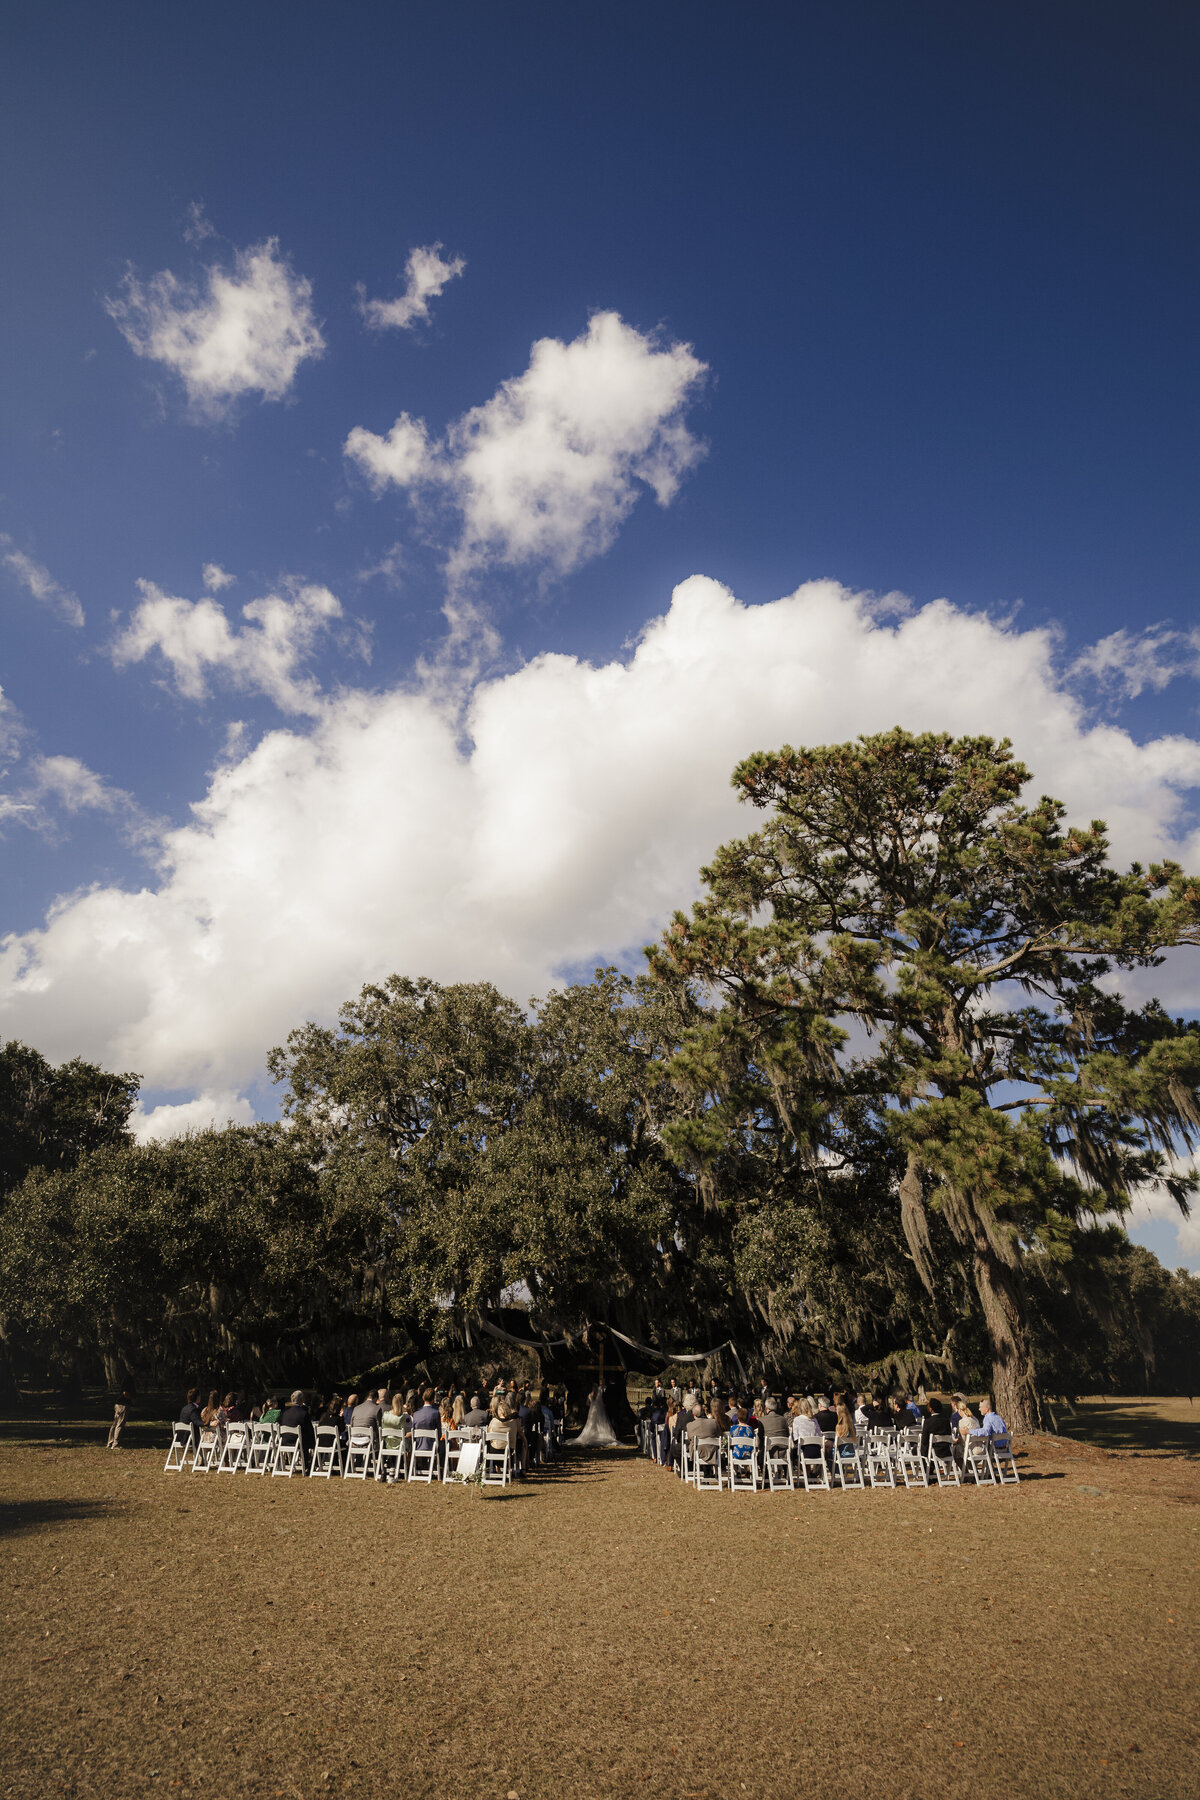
(164, 1419, 519, 1488)
(680, 1429, 1019, 1492)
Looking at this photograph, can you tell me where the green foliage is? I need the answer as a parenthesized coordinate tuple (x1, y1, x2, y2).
(0, 1126, 385, 1390)
(649, 728, 1200, 1428)
(0, 1040, 138, 1200)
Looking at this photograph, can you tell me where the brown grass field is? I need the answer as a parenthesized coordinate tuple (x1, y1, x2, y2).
(1, 1397, 1197, 1800)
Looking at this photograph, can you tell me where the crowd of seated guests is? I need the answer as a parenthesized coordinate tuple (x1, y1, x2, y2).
(177, 1376, 567, 1477)
(639, 1381, 1009, 1475)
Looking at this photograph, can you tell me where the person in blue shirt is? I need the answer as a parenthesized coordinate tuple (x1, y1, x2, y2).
(972, 1399, 1008, 1438)
(728, 1403, 755, 1464)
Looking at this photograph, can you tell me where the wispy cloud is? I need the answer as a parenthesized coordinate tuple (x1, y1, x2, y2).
(109, 579, 363, 715)
(357, 242, 466, 332)
(202, 562, 236, 592)
(1070, 625, 1193, 699)
(0, 537, 84, 627)
(105, 236, 324, 421)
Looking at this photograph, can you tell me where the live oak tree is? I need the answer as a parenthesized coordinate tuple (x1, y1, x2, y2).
(650, 729, 1200, 1431)
(268, 971, 727, 1355)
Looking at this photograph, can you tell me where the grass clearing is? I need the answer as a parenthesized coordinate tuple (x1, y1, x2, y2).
(1, 1406, 1196, 1799)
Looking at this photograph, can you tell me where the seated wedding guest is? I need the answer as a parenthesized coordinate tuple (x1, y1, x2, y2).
(761, 1399, 790, 1441)
(410, 1387, 441, 1435)
(868, 1395, 892, 1429)
(179, 1388, 204, 1445)
(814, 1395, 837, 1433)
(451, 1391, 466, 1427)
(889, 1397, 912, 1432)
(462, 1393, 490, 1428)
(344, 1393, 359, 1433)
(728, 1405, 756, 1463)
(685, 1401, 717, 1447)
(833, 1399, 858, 1460)
(791, 1399, 823, 1443)
(920, 1398, 951, 1459)
(906, 1393, 924, 1424)
(280, 1389, 315, 1454)
(320, 1395, 345, 1444)
(440, 1395, 456, 1437)
(853, 1392, 871, 1429)
(974, 1397, 1008, 1437)
(259, 1395, 283, 1425)
(487, 1402, 526, 1472)
(351, 1390, 384, 1437)
(709, 1395, 730, 1434)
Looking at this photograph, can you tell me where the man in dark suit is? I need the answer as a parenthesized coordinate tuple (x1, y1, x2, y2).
(410, 1387, 441, 1435)
(280, 1388, 315, 1457)
(179, 1388, 203, 1449)
(463, 1394, 490, 1428)
(814, 1395, 837, 1433)
(920, 1398, 952, 1460)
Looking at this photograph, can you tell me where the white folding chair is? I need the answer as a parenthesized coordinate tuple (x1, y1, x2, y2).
(727, 1434, 759, 1492)
(864, 1433, 896, 1489)
(407, 1429, 441, 1483)
(763, 1436, 794, 1490)
(963, 1436, 997, 1486)
(693, 1436, 725, 1491)
(344, 1427, 377, 1480)
(895, 1427, 928, 1488)
(795, 1438, 831, 1491)
(309, 1423, 344, 1478)
(246, 1422, 278, 1474)
(481, 1437, 511, 1486)
(988, 1432, 1020, 1484)
(441, 1428, 478, 1483)
(833, 1441, 865, 1490)
(217, 1421, 250, 1472)
(379, 1428, 409, 1483)
(191, 1427, 218, 1473)
(272, 1425, 306, 1477)
(164, 1423, 194, 1472)
(927, 1434, 961, 1488)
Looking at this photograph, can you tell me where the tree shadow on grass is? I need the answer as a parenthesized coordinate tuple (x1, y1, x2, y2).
(0, 1498, 116, 1539)
(1054, 1402, 1200, 1456)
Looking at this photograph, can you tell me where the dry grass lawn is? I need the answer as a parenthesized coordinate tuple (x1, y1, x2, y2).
(1, 1405, 1197, 1800)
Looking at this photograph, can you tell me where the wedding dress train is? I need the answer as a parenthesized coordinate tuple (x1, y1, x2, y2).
(570, 1386, 621, 1448)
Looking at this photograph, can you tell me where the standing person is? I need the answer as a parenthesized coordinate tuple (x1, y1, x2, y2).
(107, 1389, 132, 1450)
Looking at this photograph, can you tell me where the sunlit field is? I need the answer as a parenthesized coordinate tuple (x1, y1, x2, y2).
(1, 1401, 1196, 1800)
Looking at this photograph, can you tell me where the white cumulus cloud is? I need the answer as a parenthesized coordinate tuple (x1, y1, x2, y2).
(3, 577, 1200, 1114)
(131, 1089, 257, 1142)
(202, 562, 236, 592)
(110, 581, 351, 715)
(357, 242, 466, 332)
(105, 237, 324, 420)
(345, 311, 707, 583)
(1, 538, 84, 627)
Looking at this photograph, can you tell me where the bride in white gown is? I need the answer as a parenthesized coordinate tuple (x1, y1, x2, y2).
(570, 1384, 621, 1448)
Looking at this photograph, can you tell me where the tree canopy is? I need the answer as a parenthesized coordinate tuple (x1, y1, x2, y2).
(648, 728, 1200, 1429)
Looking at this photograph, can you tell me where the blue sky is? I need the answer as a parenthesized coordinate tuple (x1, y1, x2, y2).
(2, 3, 1199, 1264)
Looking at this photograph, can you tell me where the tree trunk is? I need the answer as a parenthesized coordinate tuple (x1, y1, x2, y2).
(972, 1251, 1047, 1434)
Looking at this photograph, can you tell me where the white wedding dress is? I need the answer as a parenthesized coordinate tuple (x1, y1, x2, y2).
(570, 1386, 621, 1448)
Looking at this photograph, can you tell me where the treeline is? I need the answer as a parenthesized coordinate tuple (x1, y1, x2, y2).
(0, 974, 1197, 1409)
(2, 729, 1200, 1424)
